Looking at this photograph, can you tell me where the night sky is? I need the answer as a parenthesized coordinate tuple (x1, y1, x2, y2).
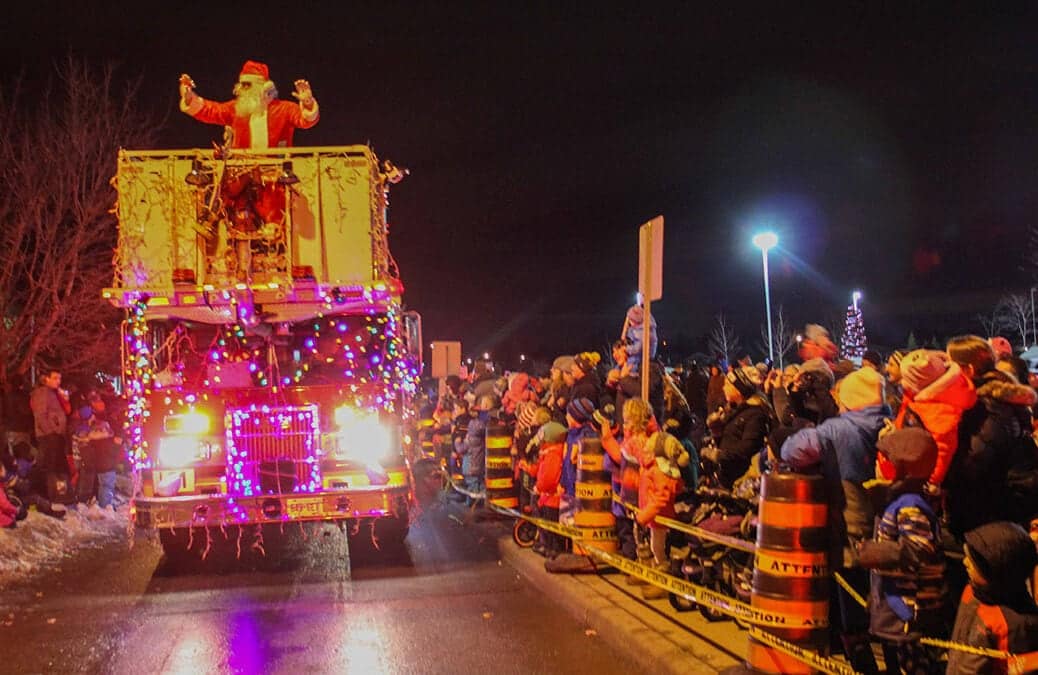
(5, 2, 1038, 363)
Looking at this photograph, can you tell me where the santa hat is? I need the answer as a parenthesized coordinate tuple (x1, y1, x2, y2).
(240, 60, 270, 81)
(899, 350, 949, 396)
(836, 367, 885, 411)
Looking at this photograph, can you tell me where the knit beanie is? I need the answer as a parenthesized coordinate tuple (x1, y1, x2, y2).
(649, 431, 690, 479)
(798, 358, 835, 388)
(989, 336, 1013, 359)
(727, 366, 762, 398)
(899, 350, 950, 396)
(836, 367, 885, 411)
(539, 421, 568, 445)
(875, 427, 938, 480)
(516, 401, 538, 430)
(566, 397, 596, 424)
(574, 352, 601, 373)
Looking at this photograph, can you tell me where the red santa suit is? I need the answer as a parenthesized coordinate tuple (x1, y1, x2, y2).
(181, 61, 319, 149)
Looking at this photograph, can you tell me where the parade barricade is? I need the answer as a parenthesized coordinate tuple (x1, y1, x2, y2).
(446, 471, 1038, 675)
(484, 420, 517, 509)
(573, 435, 618, 554)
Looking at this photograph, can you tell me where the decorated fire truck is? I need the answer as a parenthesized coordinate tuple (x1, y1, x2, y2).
(105, 145, 421, 558)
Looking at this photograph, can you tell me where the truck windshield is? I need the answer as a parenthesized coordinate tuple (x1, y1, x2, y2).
(149, 313, 407, 391)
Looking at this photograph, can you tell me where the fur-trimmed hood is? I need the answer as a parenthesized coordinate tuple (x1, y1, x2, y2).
(976, 374, 1038, 407)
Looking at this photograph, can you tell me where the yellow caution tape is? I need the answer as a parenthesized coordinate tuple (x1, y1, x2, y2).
(654, 514, 758, 554)
(747, 626, 857, 675)
(476, 480, 1031, 664)
(833, 571, 868, 609)
(580, 543, 826, 628)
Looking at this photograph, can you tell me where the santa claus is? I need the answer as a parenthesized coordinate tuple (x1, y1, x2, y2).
(179, 60, 319, 149)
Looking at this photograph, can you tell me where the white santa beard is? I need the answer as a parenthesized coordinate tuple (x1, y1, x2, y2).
(234, 89, 266, 117)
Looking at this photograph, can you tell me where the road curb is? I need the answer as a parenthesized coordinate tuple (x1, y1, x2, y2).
(497, 537, 742, 674)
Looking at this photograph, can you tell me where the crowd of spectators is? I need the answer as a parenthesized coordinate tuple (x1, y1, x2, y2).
(1, 368, 126, 529)
(424, 310, 1038, 674)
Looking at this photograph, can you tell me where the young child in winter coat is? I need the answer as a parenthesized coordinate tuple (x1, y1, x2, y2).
(622, 304, 657, 376)
(635, 430, 687, 600)
(600, 397, 654, 564)
(947, 521, 1038, 674)
(561, 398, 598, 526)
(533, 421, 569, 558)
(876, 349, 976, 493)
(859, 427, 946, 674)
(74, 405, 121, 510)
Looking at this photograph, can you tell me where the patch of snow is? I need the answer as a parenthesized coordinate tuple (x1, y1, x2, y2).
(0, 504, 129, 588)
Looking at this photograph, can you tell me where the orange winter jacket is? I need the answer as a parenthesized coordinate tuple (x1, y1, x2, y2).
(535, 442, 564, 509)
(878, 363, 977, 486)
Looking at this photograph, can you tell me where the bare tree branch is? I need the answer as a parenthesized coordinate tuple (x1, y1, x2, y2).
(708, 313, 740, 365)
(0, 58, 159, 415)
(995, 293, 1032, 350)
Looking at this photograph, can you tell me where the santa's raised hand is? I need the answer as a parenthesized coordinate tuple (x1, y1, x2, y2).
(178, 74, 197, 106)
(292, 79, 316, 111)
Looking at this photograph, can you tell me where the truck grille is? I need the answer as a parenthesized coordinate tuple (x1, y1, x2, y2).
(226, 404, 322, 496)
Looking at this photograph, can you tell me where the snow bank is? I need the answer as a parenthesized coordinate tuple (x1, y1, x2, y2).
(0, 504, 129, 587)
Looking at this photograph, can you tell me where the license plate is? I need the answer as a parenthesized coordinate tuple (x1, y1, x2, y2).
(286, 497, 323, 518)
(155, 470, 195, 493)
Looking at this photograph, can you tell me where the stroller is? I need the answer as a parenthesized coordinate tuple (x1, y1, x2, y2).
(512, 436, 540, 548)
(668, 486, 757, 624)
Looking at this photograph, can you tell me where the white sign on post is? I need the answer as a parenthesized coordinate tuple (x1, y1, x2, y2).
(638, 216, 664, 302)
(637, 216, 663, 401)
(430, 341, 462, 379)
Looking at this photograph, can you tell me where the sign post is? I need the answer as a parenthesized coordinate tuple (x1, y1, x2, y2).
(430, 341, 462, 401)
(638, 216, 664, 401)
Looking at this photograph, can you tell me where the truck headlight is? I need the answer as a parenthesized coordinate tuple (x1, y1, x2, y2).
(333, 405, 395, 466)
(157, 436, 214, 467)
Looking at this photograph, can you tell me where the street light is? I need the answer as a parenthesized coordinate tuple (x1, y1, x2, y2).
(752, 231, 779, 364)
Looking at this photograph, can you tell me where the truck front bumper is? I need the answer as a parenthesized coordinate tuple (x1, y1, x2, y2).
(133, 485, 410, 530)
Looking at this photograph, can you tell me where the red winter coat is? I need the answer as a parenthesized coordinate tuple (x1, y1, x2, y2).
(878, 363, 977, 486)
(184, 97, 319, 149)
(535, 442, 564, 509)
(0, 487, 18, 528)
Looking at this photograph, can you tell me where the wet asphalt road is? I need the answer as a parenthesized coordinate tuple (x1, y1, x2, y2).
(0, 466, 641, 675)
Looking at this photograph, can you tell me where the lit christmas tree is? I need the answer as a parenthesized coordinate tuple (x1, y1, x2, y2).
(841, 291, 867, 363)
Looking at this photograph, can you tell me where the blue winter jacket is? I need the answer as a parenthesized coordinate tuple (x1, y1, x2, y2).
(781, 404, 891, 565)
